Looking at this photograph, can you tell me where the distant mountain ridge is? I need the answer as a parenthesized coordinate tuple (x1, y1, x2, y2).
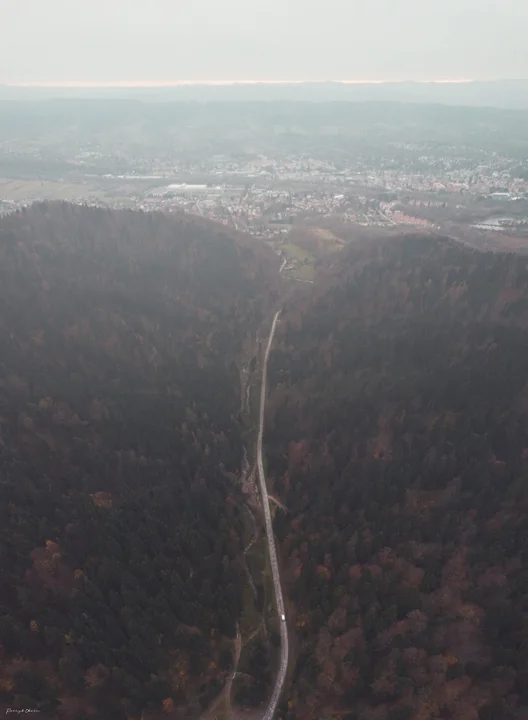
(2, 80, 528, 108)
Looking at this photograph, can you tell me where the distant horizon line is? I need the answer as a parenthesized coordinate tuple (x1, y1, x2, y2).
(2, 78, 504, 88)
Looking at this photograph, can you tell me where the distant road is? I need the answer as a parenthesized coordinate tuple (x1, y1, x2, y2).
(256, 309, 289, 720)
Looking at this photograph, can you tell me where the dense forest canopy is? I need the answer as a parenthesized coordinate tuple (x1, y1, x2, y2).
(0, 203, 278, 719)
(2, 204, 528, 720)
(266, 234, 528, 720)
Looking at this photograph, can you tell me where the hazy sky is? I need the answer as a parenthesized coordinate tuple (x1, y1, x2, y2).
(2, 0, 527, 85)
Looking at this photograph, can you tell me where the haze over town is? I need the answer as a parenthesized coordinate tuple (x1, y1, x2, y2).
(2, 2, 528, 720)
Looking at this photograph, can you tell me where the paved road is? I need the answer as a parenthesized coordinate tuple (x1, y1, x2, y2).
(256, 309, 289, 720)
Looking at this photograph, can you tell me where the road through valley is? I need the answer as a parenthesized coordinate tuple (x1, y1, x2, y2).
(256, 309, 288, 720)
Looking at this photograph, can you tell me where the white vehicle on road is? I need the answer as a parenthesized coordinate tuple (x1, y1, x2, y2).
(280, 614, 285, 622)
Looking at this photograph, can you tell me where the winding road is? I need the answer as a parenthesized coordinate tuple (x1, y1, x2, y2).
(256, 309, 289, 720)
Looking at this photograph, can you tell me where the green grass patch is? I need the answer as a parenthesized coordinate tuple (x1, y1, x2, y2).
(293, 262, 316, 281)
(282, 242, 315, 263)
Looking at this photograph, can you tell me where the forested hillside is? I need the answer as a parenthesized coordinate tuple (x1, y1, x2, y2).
(0, 203, 279, 719)
(4, 209, 528, 720)
(266, 234, 528, 720)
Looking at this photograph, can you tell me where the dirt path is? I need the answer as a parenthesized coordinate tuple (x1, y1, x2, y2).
(224, 623, 242, 718)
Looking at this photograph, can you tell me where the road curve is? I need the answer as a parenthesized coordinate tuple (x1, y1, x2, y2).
(256, 309, 289, 720)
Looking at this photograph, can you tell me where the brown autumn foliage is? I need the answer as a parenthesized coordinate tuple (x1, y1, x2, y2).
(0, 203, 279, 718)
(4, 204, 528, 719)
(267, 234, 528, 719)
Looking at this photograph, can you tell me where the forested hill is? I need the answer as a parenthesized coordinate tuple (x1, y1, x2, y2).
(0, 203, 279, 719)
(5, 210, 528, 720)
(266, 234, 528, 720)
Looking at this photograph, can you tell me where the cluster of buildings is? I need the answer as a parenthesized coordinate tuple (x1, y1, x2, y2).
(2, 146, 527, 233)
(110, 183, 435, 235)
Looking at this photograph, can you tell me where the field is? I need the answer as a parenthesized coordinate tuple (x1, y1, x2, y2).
(280, 240, 316, 281)
(0, 177, 154, 203)
(293, 263, 316, 281)
(0, 178, 95, 202)
(287, 225, 346, 256)
(310, 226, 346, 250)
(281, 241, 314, 263)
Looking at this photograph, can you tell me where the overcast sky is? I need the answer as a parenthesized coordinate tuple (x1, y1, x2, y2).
(1, 0, 527, 85)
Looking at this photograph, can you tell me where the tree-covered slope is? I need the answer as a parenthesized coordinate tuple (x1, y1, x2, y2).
(0, 203, 279, 719)
(266, 235, 528, 720)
